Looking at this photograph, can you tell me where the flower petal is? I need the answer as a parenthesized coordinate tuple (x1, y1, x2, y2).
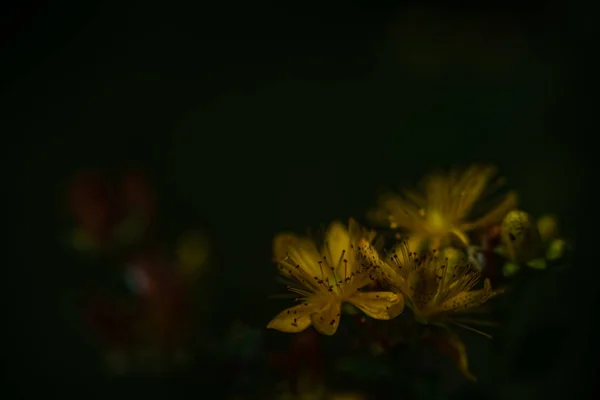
(324, 221, 351, 276)
(358, 237, 388, 275)
(439, 279, 493, 313)
(370, 193, 421, 230)
(267, 303, 321, 333)
(348, 218, 365, 241)
(462, 191, 518, 232)
(274, 234, 324, 281)
(311, 301, 342, 335)
(348, 291, 404, 320)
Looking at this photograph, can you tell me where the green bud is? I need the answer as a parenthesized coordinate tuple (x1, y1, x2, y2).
(500, 210, 539, 263)
(546, 238, 567, 261)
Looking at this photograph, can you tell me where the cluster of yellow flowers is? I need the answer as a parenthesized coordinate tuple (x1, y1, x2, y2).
(266, 164, 546, 381)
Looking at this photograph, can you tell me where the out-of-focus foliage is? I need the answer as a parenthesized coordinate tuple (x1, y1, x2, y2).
(65, 169, 214, 375)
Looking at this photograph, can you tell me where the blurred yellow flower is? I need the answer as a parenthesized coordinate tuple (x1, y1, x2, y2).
(369, 165, 517, 250)
(381, 243, 500, 337)
(267, 220, 404, 336)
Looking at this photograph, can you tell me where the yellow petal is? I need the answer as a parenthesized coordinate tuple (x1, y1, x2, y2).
(267, 303, 321, 333)
(347, 218, 364, 242)
(401, 188, 427, 209)
(451, 165, 498, 219)
(450, 228, 470, 247)
(393, 237, 422, 262)
(370, 194, 421, 230)
(463, 191, 518, 231)
(311, 301, 342, 335)
(348, 291, 404, 320)
(274, 234, 323, 280)
(359, 238, 392, 282)
(438, 247, 467, 269)
(439, 279, 493, 313)
(324, 221, 351, 275)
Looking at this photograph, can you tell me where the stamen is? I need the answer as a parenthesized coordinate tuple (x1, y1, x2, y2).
(337, 249, 346, 270)
(318, 261, 324, 279)
(279, 256, 327, 293)
(344, 259, 348, 283)
(286, 286, 312, 297)
(450, 321, 493, 339)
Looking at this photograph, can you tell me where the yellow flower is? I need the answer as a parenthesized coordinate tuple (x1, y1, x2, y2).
(380, 243, 501, 337)
(267, 220, 405, 335)
(369, 165, 517, 250)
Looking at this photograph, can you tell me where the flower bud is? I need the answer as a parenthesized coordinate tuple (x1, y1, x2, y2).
(500, 210, 539, 263)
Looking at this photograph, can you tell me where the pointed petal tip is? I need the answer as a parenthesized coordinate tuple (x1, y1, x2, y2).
(267, 304, 315, 333)
(273, 233, 296, 259)
(327, 220, 348, 234)
(311, 302, 342, 336)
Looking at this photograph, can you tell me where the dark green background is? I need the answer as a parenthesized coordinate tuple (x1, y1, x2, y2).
(3, 1, 595, 398)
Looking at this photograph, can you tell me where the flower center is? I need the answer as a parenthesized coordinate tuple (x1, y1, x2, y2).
(425, 210, 449, 234)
